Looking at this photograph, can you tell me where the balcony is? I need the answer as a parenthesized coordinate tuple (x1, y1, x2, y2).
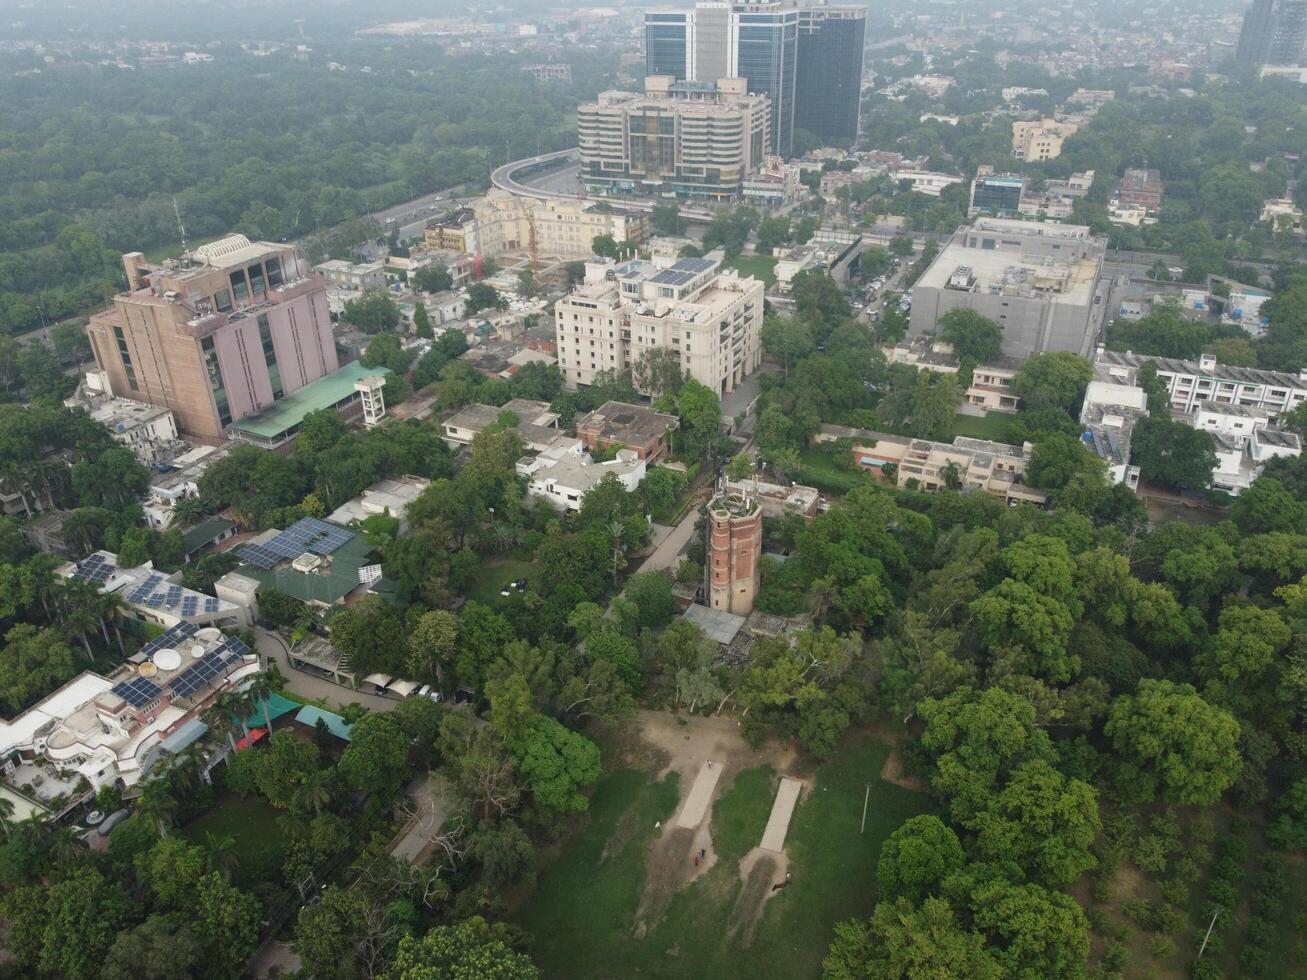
(267, 276, 322, 304)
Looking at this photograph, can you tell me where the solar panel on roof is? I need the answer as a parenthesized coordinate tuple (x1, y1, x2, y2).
(168, 649, 241, 699)
(204, 597, 220, 612)
(181, 596, 199, 616)
(111, 676, 163, 708)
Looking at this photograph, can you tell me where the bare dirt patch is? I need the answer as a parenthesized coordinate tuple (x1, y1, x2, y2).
(627, 710, 804, 937)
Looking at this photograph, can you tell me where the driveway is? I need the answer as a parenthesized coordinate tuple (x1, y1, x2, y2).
(255, 629, 398, 713)
(390, 772, 453, 864)
(640, 504, 700, 573)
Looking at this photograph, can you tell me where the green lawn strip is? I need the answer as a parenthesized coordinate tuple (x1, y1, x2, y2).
(712, 766, 778, 864)
(950, 412, 1013, 442)
(746, 734, 929, 978)
(798, 447, 868, 495)
(727, 254, 778, 287)
(467, 558, 537, 605)
(514, 769, 680, 977)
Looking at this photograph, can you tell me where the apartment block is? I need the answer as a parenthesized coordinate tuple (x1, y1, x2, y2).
(908, 219, 1107, 360)
(555, 254, 764, 395)
(1011, 118, 1078, 161)
(579, 76, 771, 202)
(1096, 349, 1307, 416)
(85, 236, 338, 443)
(423, 194, 649, 261)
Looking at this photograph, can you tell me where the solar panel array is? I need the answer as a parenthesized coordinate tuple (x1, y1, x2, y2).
(672, 257, 714, 274)
(111, 675, 163, 709)
(237, 517, 354, 569)
(128, 574, 166, 604)
(167, 642, 244, 700)
(181, 596, 199, 616)
(74, 553, 116, 584)
(140, 621, 198, 659)
(649, 268, 696, 287)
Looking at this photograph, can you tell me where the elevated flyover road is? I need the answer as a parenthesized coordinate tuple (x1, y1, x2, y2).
(492, 148, 716, 221)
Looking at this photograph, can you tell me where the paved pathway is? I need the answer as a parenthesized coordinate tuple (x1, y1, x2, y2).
(640, 504, 700, 573)
(391, 772, 453, 864)
(255, 629, 397, 713)
(760, 778, 803, 853)
(676, 761, 723, 829)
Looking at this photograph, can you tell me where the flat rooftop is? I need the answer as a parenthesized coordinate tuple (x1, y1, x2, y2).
(227, 362, 391, 441)
(577, 401, 678, 444)
(918, 244, 1096, 307)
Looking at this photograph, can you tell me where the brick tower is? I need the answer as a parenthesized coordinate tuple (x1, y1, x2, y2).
(705, 489, 762, 615)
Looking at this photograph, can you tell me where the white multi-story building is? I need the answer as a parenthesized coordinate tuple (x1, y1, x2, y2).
(1079, 361, 1150, 489)
(1195, 402, 1302, 495)
(0, 622, 259, 814)
(555, 254, 764, 395)
(1096, 349, 1307, 417)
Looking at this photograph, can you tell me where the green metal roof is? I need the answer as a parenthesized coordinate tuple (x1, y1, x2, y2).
(181, 518, 236, 554)
(238, 692, 302, 730)
(294, 705, 354, 741)
(227, 362, 392, 440)
(240, 533, 375, 604)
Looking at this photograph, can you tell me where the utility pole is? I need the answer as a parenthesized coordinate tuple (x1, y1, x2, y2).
(860, 784, 870, 834)
(1197, 908, 1222, 958)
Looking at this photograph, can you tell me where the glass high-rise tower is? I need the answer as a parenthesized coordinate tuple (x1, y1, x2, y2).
(644, 1, 864, 157)
(1235, 0, 1307, 69)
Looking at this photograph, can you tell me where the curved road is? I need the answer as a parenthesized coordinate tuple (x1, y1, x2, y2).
(491, 148, 716, 221)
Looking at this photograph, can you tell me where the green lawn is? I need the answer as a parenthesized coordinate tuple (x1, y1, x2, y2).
(514, 733, 928, 979)
(727, 254, 778, 287)
(950, 412, 1014, 442)
(798, 447, 869, 495)
(181, 792, 288, 878)
(466, 558, 538, 605)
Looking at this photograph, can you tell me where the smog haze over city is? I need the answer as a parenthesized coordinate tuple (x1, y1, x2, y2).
(1, 1, 1306, 978)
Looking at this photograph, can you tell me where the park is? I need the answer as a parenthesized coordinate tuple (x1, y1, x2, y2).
(512, 712, 927, 979)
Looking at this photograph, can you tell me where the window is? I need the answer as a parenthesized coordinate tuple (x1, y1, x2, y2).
(201, 336, 232, 426)
(265, 256, 284, 288)
(247, 263, 267, 301)
(229, 269, 249, 304)
(256, 313, 283, 399)
(213, 289, 233, 314)
(113, 325, 139, 391)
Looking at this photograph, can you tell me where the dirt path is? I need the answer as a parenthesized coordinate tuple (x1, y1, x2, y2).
(624, 710, 803, 941)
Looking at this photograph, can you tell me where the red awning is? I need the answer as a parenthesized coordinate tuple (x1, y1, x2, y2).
(234, 727, 268, 752)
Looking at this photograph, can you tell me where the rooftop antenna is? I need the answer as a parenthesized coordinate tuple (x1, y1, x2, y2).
(173, 197, 189, 256)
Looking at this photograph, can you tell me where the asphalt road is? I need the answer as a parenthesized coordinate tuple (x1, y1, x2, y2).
(255, 628, 398, 713)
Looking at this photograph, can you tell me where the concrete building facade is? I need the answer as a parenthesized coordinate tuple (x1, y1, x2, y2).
(705, 489, 762, 615)
(555, 255, 764, 395)
(908, 218, 1107, 360)
(579, 76, 771, 202)
(1011, 118, 1078, 161)
(86, 236, 338, 443)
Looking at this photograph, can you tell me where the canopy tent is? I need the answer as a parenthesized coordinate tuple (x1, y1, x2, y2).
(238, 692, 302, 731)
(234, 727, 268, 752)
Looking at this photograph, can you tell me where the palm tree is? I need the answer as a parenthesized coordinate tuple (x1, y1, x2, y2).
(0, 795, 14, 838)
(245, 673, 276, 733)
(56, 579, 102, 662)
(202, 831, 240, 878)
(94, 590, 128, 653)
(292, 768, 331, 817)
(227, 688, 253, 742)
(172, 495, 209, 526)
(205, 693, 240, 753)
(137, 776, 178, 837)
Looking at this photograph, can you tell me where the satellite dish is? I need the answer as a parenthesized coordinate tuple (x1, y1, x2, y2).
(152, 648, 182, 672)
(197, 627, 221, 642)
(137, 661, 158, 678)
(190, 644, 206, 659)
